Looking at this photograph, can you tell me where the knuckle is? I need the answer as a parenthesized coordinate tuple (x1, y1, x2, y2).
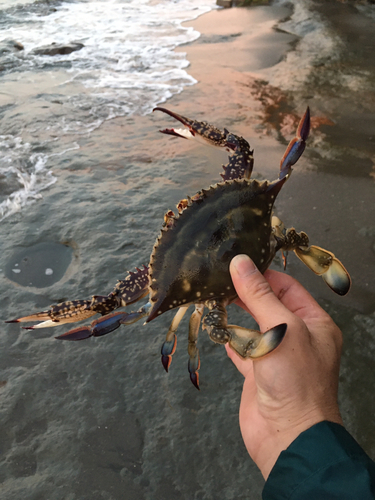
(246, 278, 273, 301)
(322, 318, 343, 352)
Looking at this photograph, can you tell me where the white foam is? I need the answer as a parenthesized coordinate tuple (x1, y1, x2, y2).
(0, 0, 215, 220)
(1, 0, 215, 120)
(0, 134, 61, 221)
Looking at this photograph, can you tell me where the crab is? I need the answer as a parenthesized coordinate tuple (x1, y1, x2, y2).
(7, 106, 351, 389)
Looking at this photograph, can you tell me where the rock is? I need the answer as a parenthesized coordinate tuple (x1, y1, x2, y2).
(233, 0, 270, 5)
(32, 42, 84, 56)
(0, 39, 24, 55)
(216, 0, 233, 7)
(0, 40, 24, 74)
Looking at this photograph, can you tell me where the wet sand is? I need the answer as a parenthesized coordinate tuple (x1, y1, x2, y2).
(1, 3, 375, 500)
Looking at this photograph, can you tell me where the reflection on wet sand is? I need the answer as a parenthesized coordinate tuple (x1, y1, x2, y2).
(1, 2, 375, 499)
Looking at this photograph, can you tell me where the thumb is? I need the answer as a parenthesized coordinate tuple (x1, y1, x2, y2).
(230, 254, 293, 332)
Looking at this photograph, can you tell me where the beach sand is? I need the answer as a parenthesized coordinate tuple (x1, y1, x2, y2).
(1, 3, 375, 499)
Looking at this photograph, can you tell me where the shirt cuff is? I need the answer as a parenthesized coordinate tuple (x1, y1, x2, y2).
(262, 421, 375, 499)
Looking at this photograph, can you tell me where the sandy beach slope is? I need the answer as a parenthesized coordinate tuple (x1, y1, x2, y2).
(1, 3, 375, 500)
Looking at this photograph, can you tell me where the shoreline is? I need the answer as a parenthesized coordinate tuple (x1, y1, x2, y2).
(173, 3, 298, 135)
(1, 2, 375, 499)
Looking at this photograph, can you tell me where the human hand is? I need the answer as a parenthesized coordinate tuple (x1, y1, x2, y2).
(226, 254, 343, 479)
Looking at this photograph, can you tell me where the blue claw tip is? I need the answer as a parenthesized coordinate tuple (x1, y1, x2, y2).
(299, 106, 310, 141)
(190, 372, 200, 391)
(161, 355, 171, 373)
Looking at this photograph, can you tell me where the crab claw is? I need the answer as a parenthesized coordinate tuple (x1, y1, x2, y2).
(153, 107, 231, 149)
(228, 323, 287, 360)
(279, 107, 310, 180)
(6, 266, 150, 330)
(295, 245, 351, 296)
(188, 351, 200, 390)
(161, 334, 177, 372)
(322, 259, 351, 296)
(6, 299, 97, 328)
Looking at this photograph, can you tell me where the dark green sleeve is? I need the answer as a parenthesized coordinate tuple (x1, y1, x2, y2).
(262, 421, 375, 500)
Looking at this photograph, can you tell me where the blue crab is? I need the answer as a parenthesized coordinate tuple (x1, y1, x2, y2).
(7, 107, 351, 389)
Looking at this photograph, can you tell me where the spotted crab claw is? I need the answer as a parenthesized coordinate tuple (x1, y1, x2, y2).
(220, 133, 254, 181)
(279, 107, 310, 180)
(6, 265, 150, 330)
(153, 107, 233, 150)
(294, 245, 351, 296)
(154, 107, 254, 182)
(6, 299, 99, 328)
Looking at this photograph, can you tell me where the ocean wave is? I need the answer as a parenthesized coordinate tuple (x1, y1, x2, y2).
(0, 135, 83, 221)
(0, 0, 215, 220)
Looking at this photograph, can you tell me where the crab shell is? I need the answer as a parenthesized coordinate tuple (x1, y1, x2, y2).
(146, 177, 283, 322)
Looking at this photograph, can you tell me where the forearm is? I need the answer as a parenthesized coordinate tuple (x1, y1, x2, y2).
(263, 421, 375, 499)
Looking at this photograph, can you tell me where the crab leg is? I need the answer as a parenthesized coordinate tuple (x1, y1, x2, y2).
(55, 303, 152, 341)
(279, 107, 310, 180)
(273, 222, 351, 296)
(6, 265, 150, 331)
(187, 303, 204, 390)
(220, 133, 254, 181)
(154, 107, 254, 181)
(161, 305, 189, 372)
(153, 107, 230, 149)
(202, 299, 286, 359)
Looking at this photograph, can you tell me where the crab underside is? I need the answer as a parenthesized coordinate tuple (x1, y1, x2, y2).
(7, 106, 351, 389)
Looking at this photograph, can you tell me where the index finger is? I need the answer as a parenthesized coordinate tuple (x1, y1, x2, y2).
(229, 255, 295, 333)
(232, 268, 330, 323)
(263, 269, 332, 323)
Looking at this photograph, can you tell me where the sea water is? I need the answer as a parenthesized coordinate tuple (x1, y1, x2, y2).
(1, 0, 374, 221)
(1, 1, 375, 499)
(0, 0, 214, 220)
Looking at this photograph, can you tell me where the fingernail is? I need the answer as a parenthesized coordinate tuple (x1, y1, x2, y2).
(232, 254, 257, 277)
